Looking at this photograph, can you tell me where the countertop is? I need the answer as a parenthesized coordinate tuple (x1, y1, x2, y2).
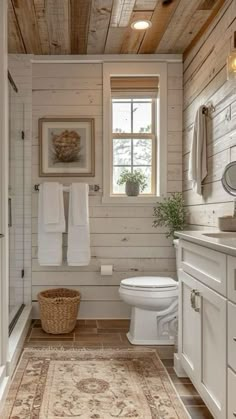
(175, 230, 236, 257)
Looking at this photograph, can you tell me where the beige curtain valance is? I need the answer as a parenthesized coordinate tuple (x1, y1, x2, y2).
(110, 76, 159, 94)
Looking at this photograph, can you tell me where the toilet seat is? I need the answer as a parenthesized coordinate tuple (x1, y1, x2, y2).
(120, 276, 178, 292)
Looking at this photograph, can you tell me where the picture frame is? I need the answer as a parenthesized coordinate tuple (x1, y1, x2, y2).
(39, 117, 95, 177)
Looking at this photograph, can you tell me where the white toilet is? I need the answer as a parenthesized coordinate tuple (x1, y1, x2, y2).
(119, 276, 178, 345)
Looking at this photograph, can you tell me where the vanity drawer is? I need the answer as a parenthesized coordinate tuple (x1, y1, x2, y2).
(228, 302, 236, 372)
(179, 240, 227, 296)
(228, 256, 236, 304)
(228, 368, 236, 419)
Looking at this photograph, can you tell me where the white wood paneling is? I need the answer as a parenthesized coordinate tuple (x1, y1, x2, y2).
(32, 300, 131, 319)
(32, 257, 177, 273)
(183, 1, 236, 230)
(32, 60, 182, 318)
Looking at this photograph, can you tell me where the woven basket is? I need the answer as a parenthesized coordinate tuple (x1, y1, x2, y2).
(38, 288, 81, 334)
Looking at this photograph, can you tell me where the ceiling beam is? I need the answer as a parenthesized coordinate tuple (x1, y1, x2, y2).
(8, 0, 26, 53)
(71, 0, 92, 54)
(87, 0, 113, 54)
(46, 0, 70, 54)
(169, 9, 213, 53)
(11, 0, 42, 54)
(139, 0, 181, 54)
(183, 0, 227, 58)
(110, 0, 136, 27)
(156, 0, 203, 53)
(134, 0, 157, 11)
(198, 0, 218, 10)
(33, 0, 50, 54)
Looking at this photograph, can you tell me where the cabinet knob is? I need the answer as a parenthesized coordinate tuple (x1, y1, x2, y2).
(233, 337, 236, 342)
(233, 412, 236, 417)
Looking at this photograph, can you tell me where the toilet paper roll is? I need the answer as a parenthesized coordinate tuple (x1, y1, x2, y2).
(101, 265, 113, 276)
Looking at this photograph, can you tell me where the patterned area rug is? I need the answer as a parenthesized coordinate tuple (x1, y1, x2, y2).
(3, 348, 189, 419)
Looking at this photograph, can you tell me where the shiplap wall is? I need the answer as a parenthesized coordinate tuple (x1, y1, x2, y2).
(32, 59, 183, 318)
(183, 0, 236, 227)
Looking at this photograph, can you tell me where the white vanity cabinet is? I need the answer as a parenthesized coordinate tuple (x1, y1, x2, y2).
(178, 240, 230, 419)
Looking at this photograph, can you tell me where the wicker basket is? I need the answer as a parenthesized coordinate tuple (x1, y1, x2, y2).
(38, 288, 81, 334)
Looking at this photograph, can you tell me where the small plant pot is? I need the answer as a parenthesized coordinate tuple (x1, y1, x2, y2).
(125, 181, 140, 196)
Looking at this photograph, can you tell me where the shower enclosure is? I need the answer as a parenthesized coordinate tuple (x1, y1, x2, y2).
(8, 72, 25, 333)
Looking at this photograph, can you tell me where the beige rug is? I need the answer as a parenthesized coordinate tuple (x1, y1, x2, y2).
(3, 348, 189, 419)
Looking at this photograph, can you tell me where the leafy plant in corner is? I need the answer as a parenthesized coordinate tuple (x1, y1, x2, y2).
(153, 193, 186, 238)
(117, 169, 148, 196)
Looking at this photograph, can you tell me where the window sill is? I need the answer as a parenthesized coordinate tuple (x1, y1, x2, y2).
(102, 194, 164, 205)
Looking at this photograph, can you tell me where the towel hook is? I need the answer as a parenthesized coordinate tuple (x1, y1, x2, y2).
(202, 104, 215, 116)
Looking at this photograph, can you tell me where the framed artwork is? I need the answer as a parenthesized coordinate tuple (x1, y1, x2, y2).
(39, 117, 95, 177)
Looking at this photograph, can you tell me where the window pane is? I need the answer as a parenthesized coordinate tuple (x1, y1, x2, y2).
(133, 139, 152, 165)
(113, 139, 131, 165)
(112, 102, 131, 133)
(135, 166, 152, 194)
(133, 102, 152, 133)
(113, 166, 131, 194)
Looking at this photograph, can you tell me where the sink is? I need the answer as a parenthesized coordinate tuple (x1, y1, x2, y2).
(203, 232, 236, 239)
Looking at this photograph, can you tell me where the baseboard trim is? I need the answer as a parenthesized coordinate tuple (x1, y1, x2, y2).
(173, 353, 188, 377)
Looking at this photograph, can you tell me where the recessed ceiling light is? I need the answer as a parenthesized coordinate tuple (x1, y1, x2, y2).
(131, 20, 152, 30)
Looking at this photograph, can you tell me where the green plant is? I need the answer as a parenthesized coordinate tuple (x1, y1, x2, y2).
(153, 193, 186, 238)
(117, 169, 148, 192)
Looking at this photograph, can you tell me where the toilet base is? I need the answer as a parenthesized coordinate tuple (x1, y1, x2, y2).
(127, 305, 177, 346)
(127, 332, 175, 346)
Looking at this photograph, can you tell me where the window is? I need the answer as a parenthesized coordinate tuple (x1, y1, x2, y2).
(111, 76, 158, 196)
(112, 97, 156, 195)
(102, 62, 168, 204)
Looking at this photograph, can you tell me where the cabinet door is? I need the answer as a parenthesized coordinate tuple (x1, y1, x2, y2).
(228, 368, 236, 419)
(228, 302, 236, 372)
(178, 270, 200, 383)
(227, 256, 236, 304)
(196, 281, 227, 419)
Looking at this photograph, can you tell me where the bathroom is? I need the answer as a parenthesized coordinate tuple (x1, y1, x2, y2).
(0, 0, 236, 418)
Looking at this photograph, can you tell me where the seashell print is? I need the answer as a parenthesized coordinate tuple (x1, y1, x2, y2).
(51, 130, 81, 163)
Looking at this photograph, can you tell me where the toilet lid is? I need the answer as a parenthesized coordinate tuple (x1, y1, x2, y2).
(120, 277, 177, 291)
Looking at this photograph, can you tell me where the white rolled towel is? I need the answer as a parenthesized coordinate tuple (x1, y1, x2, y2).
(38, 183, 65, 266)
(67, 183, 91, 266)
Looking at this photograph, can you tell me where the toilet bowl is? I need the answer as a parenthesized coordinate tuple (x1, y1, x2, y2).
(119, 276, 178, 345)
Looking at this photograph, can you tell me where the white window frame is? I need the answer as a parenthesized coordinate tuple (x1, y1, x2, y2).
(103, 62, 167, 205)
(112, 96, 157, 195)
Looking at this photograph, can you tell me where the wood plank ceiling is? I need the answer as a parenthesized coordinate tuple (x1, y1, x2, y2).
(8, 0, 225, 55)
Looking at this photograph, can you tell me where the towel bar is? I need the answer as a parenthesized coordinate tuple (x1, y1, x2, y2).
(34, 184, 100, 192)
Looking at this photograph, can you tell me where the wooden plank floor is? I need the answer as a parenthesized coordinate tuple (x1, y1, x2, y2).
(25, 319, 213, 419)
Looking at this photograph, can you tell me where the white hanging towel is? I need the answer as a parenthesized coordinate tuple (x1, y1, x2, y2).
(38, 183, 65, 266)
(188, 105, 207, 195)
(67, 183, 91, 266)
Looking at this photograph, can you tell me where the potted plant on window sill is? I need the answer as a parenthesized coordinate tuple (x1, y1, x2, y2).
(117, 169, 148, 196)
(153, 193, 186, 240)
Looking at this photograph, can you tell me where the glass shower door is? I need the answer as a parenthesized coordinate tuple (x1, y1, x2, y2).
(8, 77, 24, 331)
